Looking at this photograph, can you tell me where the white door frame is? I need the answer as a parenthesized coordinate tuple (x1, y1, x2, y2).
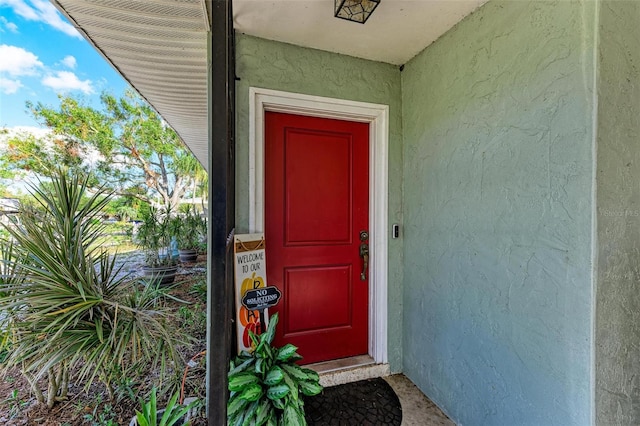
(248, 87, 388, 364)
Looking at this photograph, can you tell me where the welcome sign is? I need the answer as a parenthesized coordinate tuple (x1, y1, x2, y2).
(234, 233, 280, 352)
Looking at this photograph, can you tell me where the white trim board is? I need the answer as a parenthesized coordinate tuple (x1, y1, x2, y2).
(249, 87, 389, 364)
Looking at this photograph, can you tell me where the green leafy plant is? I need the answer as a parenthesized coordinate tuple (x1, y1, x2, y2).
(178, 306, 195, 327)
(188, 278, 207, 301)
(0, 170, 183, 408)
(135, 387, 200, 426)
(4, 389, 29, 420)
(113, 375, 138, 403)
(135, 204, 177, 267)
(171, 206, 206, 251)
(227, 313, 323, 426)
(83, 403, 118, 426)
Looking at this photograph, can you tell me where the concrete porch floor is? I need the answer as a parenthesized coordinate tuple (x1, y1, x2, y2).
(384, 374, 454, 426)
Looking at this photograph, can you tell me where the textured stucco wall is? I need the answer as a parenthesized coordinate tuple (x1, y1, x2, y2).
(234, 34, 404, 371)
(400, 1, 596, 424)
(596, 1, 640, 424)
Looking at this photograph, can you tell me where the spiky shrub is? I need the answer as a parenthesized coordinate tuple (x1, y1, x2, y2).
(0, 240, 22, 363)
(227, 313, 323, 426)
(0, 170, 182, 408)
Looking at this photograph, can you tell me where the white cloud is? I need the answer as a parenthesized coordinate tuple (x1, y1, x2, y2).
(1, 126, 49, 139)
(41, 70, 93, 94)
(61, 55, 76, 69)
(0, 0, 81, 39)
(0, 16, 19, 33)
(0, 77, 22, 94)
(0, 44, 43, 76)
(0, 0, 37, 20)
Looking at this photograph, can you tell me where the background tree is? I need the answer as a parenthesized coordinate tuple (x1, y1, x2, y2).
(0, 90, 206, 211)
(102, 195, 142, 222)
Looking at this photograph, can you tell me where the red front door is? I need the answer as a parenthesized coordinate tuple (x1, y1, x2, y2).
(265, 111, 369, 365)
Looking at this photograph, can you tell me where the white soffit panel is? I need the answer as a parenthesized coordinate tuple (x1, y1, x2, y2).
(51, 0, 210, 170)
(51, 0, 486, 169)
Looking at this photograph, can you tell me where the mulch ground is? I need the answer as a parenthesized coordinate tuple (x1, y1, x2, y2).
(0, 254, 208, 426)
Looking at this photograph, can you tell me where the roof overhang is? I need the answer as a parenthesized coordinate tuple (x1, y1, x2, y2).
(51, 0, 210, 168)
(51, 0, 485, 171)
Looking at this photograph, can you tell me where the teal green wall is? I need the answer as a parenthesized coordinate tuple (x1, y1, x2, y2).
(596, 1, 640, 424)
(400, 1, 596, 424)
(234, 34, 404, 371)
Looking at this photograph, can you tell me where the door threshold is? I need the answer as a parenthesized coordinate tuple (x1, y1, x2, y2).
(307, 355, 390, 388)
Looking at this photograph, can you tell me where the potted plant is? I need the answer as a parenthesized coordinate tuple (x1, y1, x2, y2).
(173, 206, 205, 263)
(130, 387, 200, 426)
(135, 204, 178, 285)
(227, 313, 323, 425)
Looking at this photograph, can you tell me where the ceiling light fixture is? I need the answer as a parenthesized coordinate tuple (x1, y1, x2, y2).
(334, 0, 380, 24)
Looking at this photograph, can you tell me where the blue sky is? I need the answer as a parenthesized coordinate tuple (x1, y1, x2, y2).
(0, 0, 128, 130)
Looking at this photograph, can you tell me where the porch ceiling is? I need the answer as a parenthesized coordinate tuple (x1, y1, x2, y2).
(51, 0, 485, 170)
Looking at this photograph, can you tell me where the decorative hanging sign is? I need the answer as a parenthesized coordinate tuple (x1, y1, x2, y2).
(234, 233, 279, 352)
(241, 286, 281, 312)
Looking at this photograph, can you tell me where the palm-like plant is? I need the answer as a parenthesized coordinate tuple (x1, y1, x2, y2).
(0, 170, 182, 408)
(173, 206, 206, 251)
(136, 204, 177, 266)
(0, 240, 23, 360)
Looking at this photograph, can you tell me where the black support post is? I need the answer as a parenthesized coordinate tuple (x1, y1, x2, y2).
(206, 0, 235, 424)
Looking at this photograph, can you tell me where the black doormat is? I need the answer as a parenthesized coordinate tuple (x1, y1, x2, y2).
(304, 378, 402, 426)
